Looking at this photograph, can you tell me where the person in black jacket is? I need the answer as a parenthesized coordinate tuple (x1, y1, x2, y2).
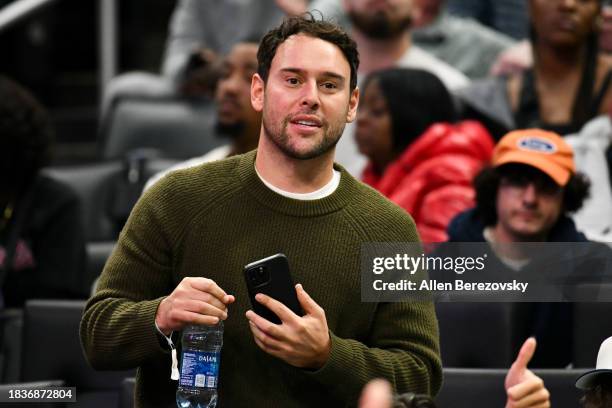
(0, 75, 87, 308)
(446, 128, 596, 368)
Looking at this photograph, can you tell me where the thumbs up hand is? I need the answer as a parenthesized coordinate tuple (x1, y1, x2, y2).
(505, 338, 550, 408)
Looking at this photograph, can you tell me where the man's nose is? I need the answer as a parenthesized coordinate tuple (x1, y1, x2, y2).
(218, 75, 240, 95)
(522, 182, 539, 204)
(300, 80, 320, 109)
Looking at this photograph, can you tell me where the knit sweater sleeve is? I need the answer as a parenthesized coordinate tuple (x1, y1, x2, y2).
(80, 182, 178, 370)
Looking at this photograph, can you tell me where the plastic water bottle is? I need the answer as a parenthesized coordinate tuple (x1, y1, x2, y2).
(176, 322, 223, 408)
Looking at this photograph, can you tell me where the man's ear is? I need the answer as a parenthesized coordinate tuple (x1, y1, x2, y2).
(346, 87, 360, 123)
(251, 73, 265, 112)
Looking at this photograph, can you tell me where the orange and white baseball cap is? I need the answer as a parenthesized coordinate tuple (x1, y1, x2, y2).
(492, 129, 576, 186)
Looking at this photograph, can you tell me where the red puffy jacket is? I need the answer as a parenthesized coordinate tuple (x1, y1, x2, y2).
(362, 121, 494, 242)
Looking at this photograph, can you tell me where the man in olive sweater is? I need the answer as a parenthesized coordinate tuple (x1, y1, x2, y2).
(80, 15, 441, 407)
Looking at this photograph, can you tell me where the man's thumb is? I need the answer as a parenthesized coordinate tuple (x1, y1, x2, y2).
(515, 337, 537, 369)
(506, 337, 537, 390)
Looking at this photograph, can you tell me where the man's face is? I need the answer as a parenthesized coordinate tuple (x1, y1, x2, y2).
(529, 0, 600, 48)
(251, 34, 359, 160)
(215, 43, 260, 136)
(344, 0, 413, 39)
(495, 165, 565, 241)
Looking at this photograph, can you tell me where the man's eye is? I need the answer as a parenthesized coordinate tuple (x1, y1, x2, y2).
(287, 78, 300, 85)
(322, 82, 337, 89)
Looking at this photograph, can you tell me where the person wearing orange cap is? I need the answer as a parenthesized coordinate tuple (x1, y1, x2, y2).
(448, 128, 590, 245)
(446, 128, 592, 368)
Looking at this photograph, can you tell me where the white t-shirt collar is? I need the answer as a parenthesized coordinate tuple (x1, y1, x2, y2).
(255, 165, 341, 201)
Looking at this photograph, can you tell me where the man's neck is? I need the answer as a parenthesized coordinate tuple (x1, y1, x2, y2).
(254, 133, 335, 194)
(352, 29, 412, 76)
(488, 223, 550, 263)
(491, 223, 548, 243)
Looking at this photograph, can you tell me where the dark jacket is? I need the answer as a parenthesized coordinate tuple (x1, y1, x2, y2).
(0, 175, 87, 307)
(445, 208, 589, 367)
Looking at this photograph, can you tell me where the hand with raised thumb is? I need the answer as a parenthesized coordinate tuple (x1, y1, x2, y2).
(505, 337, 550, 408)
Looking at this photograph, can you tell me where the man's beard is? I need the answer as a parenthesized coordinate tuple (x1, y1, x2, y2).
(262, 112, 345, 160)
(348, 10, 412, 39)
(215, 120, 245, 139)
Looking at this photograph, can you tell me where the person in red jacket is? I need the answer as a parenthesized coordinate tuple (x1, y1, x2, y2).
(355, 68, 495, 241)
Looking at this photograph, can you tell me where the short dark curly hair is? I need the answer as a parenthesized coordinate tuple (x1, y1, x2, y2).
(0, 75, 53, 194)
(580, 376, 612, 408)
(257, 13, 359, 91)
(473, 163, 590, 226)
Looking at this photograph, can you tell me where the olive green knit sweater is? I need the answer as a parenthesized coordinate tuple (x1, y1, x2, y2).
(80, 150, 441, 408)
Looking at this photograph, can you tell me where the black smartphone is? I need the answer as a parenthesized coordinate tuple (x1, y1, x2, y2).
(244, 253, 304, 324)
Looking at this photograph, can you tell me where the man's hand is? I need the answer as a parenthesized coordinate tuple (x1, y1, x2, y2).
(505, 338, 550, 408)
(359, 379, 393, 408)
(490, 40, 533, 77)
(155, 277, 235, 335)
(245, 283, 331, 369)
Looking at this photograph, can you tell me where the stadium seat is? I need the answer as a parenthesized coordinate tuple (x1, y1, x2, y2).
(20, 300, 134, 408)
(436, 368, 506, 407)
(436, 301, 530, 368)
(85, 241, 116, 290)
(573, 284, 612, 367)
(0, 309, 23, 383)
(44, 155, 179, 243)
(44, 162, 124, 242)
(101, 97, 221, 160)
(120, 377, 135, 408)
(436, 368, 583, 408)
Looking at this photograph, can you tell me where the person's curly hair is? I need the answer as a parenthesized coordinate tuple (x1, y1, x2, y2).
(0, 75, 53, 195)
(581, 377, 612, 408)
(473, 163, 591, 226)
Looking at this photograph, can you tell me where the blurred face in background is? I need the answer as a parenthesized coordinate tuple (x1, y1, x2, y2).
(215, 42, 261, 137)
(529, 0, 601, 49)
(355, 79, 395, 171)
(344, 0, 413, 39)
(495, 165, 564, 241)
(412, 0, 444, 28)
(599, 2, 612, 53)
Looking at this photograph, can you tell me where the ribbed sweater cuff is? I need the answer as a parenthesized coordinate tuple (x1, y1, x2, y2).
(305, 332, 360, 395)
(138, 297, 170, 356)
